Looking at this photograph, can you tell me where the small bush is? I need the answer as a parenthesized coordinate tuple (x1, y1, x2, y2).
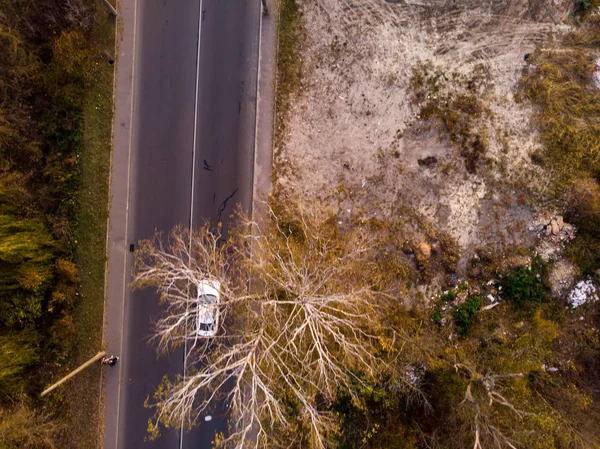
(438, 233, 460, 274)
(431, 306, 443, 325)
(452, 295, 482, 336)
(44, 30, 90, 89)
(566, 235, 600, 275)
(500, 258, 550, 308)
(431, 289, 457, 324)
(577, 0, 594, 10)
(441, 289, 457, 303)
(565, 178, 600, 237)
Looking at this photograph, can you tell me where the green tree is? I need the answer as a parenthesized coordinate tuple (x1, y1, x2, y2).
(0, 23, 40, 170)
(0, 332, 37, 396)
(0, 214, 54, 326)
(0, 400, 59, 449)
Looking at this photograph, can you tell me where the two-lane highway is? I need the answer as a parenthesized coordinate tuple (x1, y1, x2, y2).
(107, 0, 260, 447)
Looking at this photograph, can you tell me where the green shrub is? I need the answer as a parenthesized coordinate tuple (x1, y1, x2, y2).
(0, 215, 54, 326)
(431, 306, 443, 325)
(0, 399, 60, 449)
(440, 289, 457, 303)
(500, 258, 550, 308)
(43, 30, 90, 89)
(452, 295, 482, 336)
(431, 289, 457, 324)
(0, 332, 38, 396)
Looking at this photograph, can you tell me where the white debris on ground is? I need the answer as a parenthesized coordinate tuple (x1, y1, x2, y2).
(568, 280, 599, 308)
(406, 364, 426, 385)
(542, 364, 559, 373)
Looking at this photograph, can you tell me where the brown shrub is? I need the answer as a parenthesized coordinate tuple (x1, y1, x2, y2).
(565, 178, 600, 236)
(55, 259, 79, 284)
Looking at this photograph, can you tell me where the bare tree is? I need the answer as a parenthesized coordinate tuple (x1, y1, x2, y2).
(454, 364, 530, 449)
(64, 0, 96, 29)
(134, 223, 240, 351)
(134, 205, 395, 448)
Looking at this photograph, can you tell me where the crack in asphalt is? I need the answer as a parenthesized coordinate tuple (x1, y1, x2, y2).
(216, 188, 238, 223)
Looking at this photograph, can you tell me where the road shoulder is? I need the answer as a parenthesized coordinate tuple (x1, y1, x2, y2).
(253, 1, 278, 222)
(102, 0, 138, 447)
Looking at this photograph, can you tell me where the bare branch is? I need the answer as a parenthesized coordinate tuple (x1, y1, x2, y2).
(457, 365, 531, 449)
(134, 206, 393, 448)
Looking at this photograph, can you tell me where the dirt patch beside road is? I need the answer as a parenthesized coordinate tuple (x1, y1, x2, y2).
(275, 0, 572, 285)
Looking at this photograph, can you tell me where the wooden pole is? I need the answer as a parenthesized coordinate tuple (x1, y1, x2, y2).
(41, 351, 106, 397)
(100, 0, 118, 17)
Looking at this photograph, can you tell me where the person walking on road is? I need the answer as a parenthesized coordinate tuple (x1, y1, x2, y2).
(102, 355, 119, 367)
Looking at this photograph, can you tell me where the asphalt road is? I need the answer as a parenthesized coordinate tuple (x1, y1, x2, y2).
(115, 1, 260, 447)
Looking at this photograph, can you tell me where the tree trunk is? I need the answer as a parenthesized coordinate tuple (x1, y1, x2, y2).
(100, 0, 118, 17)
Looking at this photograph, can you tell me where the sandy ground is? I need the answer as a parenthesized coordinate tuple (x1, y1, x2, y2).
(276, 0, 575, 280)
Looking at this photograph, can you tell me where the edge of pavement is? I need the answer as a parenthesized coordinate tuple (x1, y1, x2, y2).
(101, 0, 138, 447)
(253, 0, 278, 222)
(242, 0, 279, 441)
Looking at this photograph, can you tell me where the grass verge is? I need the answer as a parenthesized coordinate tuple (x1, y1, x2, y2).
(63, 4, 115, 449)
(521, 47, 600, 185)
(273, 0, 303, 165)
(519, 16, 600, 275)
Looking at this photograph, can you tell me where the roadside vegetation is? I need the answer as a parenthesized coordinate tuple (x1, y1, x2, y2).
(0, 0, 114, 447)
(273, 0, 303, 172)
(135, 199, 600, 449)
(520, 8, 600, 277)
